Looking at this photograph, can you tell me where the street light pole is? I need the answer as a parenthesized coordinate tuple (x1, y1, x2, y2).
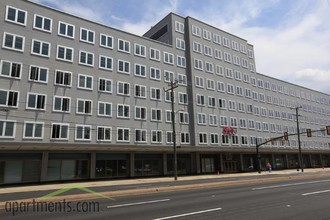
(295, 107, 304, 172)
(255, 137, 261, 174)
(167, 80, 179, 181)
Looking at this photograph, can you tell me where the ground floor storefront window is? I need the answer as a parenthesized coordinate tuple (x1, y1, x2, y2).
(167, 154, 191, 175)
(95, 153, 129, 178)
(273, 155, 287, 170)
(134, 154, 162, 176)
(47, 153, 89, 181)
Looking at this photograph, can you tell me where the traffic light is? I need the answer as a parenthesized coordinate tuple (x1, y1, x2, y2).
(284, 132, 289, 140)
(306, 129, 312, 137)
(327, 126, 330, 135)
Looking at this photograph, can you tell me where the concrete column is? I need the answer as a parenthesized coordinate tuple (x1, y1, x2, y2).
(320, 154, 323, 168)
(130, 153, 135, 177)
(220, 154, 224, 172)
(272, 154, 275, 169)
(163, 153, 167, 176)
(240, 154, 244, 171)
(40, 152, 49, 182)
(285, 154, 289, 169)
(196, 153, 201, 174)
(90, 152, 96, 179)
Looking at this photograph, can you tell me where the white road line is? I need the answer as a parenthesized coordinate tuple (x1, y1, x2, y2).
(252, 179, 330, 190)
(107, 199, 170, 208)
(153, 207, 222, 220)
(302, 189, 330, 196)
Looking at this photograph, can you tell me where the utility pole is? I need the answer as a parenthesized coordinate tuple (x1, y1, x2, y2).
(255, 138, 261, 174)
(295, 107, 304, 172)
(165, 80, 179, 181)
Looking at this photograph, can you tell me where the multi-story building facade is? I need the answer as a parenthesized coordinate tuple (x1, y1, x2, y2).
(0, 0, 329, 184)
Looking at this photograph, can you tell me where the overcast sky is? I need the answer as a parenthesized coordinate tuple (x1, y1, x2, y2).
(33, 0, 330, 94)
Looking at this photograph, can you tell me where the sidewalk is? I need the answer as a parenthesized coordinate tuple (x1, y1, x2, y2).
(1, 168, 329, 195)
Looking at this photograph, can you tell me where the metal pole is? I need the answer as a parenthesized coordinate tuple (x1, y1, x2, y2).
(256, 137, 261, 174)
(170, 81, 178, 181)
(296, 107, 304, 172)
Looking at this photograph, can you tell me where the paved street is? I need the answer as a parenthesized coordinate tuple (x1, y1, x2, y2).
(1, 169, 330, 219)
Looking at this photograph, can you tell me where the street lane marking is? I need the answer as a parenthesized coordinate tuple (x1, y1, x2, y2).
(252, 179, 330, 190)
(302, 189, 330, 196)
(107, 198, 170, 208)
(153, 207, 222, 220)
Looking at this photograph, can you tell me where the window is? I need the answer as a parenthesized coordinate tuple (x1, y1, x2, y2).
(175, 21, 184, 33)
(213, 33, 221, 44)
(194, 59, 203, 70)
(1, 60, 22, 79)
(28, 65, 48, 83)
(218, 98, 226, 109)
(23, 121, 44, 139)
(236, 86, 243, 96)
(220, 116, 228, 126)
(100, 34, 113, 49)
(98, 101, 112, 117)
(134, 85, 146, 98)
(99, 55, 113, 70)
(75, 125, 91, 141)
(150, 48, 160, 61)
(197, 113, 206, 125)
(204, 45, 212, 56)
(134, 64, 146, 77)
(203, 30, 211, 40)
(222, 37, 230, 48)
(228, 100, 236, 111)
(164, 91, 174, 103)
(135, 129, 147, 143)
(118, 60, 130, 74)
(58, 21, 75, 38)
(150, 67, 161, 80)
(164, 52, 174, 65)
(238, 102, 245, 112)
(0, 90, 19, 108)
(164, 71, 175, 82)
(117, 128, 130, 142)
(134, 44, 146, 57)
(5, 6, 27, 26)
(51, 123, 69, 140)
(166, 131, 173, 144)
(209, 114, 218, 126)
(217, 81, 225, 93)
(0, 120, 16, 138)
(176, 38, 185, 50)
(151, 130, 162, 143)
(78, 74, 93, 90)
(179, 111, 189, 124)
(241, 136, 248, 145)
(26, 93, 46, 110)
(117, 81, 130, 96)
(225, 68, 233, 78)
(232, 135, 239, 145)
(2, 32, 25, 52)
(79, 50, 94, 66)
(76, 99, 92, 115)
(177, 56, 186, 68)
(165, 110, 173, 123)
(248, 119, 255, 129)
(230, 117, 238, 127)
(205, 62, 214, 73)
(241, 58, 249, 69)
(246, 104, 253, 114)
(245, 88, 252, 99)
(210, 134, 219, 144)
(196, 94, 205, 106)
(222, 135, 229, 145)
(31, 39, 50, 57)
(178, 74, 187, 86)
(181, 133, 190, 144)
(56, 45, 73, 62)
(117, 104, 130, 119)
(55, 70, 71, 87)
(214, 49, 222, 60)
(53, 96, 70, 113)
(199, 133, 208, 144)
(151, 108, 162, 121)
(239, 118, 247, 128)
(206, 79, 215, 90)
(150, 87, 161, 101)
(135, 106, 147, 120)
(223, 52, 232, 63)
(193, 41, 202, 53)
(178, 93, 188, 105)
(195, 76, 204, 88)
(98, 78, 112, 93)
(97, 126, 111, 141)
(118, 39, 130, 53)
(208, 96, 216, 108)
(192, 25, 201, 37)
(234, 70, 242, 81)
(227, 84, 234, 94)
(33, 14, 52, 32)
(240, 44, 247, 54)
(80, 28, 95, 44)
(248, 49, 254, 58)
(231, 41, 239, 51)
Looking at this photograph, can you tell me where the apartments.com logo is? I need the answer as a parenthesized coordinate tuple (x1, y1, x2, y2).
(4, 184, 113, 216)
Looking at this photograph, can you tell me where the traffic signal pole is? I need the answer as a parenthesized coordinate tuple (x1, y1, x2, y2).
(295, 107, 304, 172)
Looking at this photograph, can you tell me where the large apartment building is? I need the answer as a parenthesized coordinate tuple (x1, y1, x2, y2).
(0, 0, 329, 184)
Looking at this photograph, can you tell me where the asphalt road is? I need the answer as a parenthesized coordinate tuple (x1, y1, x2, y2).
(2, 175, 330, 219)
